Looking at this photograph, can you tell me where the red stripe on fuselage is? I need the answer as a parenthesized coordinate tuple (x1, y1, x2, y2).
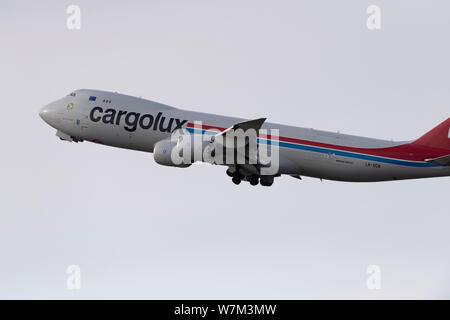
(186, 122, 448, 161)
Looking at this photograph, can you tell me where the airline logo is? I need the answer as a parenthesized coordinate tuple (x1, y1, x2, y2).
(89, 107, 188, 133)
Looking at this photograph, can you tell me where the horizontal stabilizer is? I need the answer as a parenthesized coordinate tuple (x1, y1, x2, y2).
(425, 154, 450, 166)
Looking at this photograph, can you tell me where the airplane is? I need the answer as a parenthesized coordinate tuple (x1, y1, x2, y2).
(39, 89, 450, 186)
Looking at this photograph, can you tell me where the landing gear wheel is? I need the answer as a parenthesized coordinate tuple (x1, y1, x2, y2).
(260, 176, 274, 187)
(249, 175, 259, 186)
(232, 176, 241, 185)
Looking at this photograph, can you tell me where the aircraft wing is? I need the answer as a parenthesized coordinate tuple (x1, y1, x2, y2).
(214, 118, 266, 139)
(210, 118, 268, 173)
(210, 117, 267, 153)
(425, 154, 450, 166)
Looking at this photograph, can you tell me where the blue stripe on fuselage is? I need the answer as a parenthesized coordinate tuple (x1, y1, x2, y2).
(185, 127, 436, 168)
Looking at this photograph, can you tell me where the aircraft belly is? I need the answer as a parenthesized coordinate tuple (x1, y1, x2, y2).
(280, 147, 445, 182)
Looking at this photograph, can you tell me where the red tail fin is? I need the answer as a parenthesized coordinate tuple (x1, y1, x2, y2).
(413, 118, 450, 150)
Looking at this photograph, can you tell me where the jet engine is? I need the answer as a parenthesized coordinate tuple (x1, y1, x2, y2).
(175, 133, 217, 164)
(153, 140, 191, 168)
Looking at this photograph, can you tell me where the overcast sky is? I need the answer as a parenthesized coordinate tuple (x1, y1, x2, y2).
(0, 0, 449, 299)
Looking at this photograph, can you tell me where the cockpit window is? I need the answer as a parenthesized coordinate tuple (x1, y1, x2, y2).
(68, 92, 76, 97)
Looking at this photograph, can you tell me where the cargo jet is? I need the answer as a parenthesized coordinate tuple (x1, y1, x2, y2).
(39, 89, 450, 186)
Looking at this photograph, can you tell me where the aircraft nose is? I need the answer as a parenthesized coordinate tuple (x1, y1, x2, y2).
(39, 103, 56, 125)
(39, 99, 63, 127)
(39, 105, 49, 121)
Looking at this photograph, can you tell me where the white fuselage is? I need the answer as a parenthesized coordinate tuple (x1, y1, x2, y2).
(39, 90, 450, 182)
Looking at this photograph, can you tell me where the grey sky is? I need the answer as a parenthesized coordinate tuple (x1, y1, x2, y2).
(0, 0, 449, 299)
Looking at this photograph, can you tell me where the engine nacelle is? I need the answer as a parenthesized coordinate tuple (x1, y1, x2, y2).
(176, 134, 215, 163)
(153, 140, 191, 168)
(154, 130, 264, 167)
(173, 132, 263, 166)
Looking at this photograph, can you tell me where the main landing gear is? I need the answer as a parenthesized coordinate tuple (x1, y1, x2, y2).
(227, 169, 242, 185)
(232, 176, 241, 185)
(248, 175, 259, 186)
(226, 169, 274, 187)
